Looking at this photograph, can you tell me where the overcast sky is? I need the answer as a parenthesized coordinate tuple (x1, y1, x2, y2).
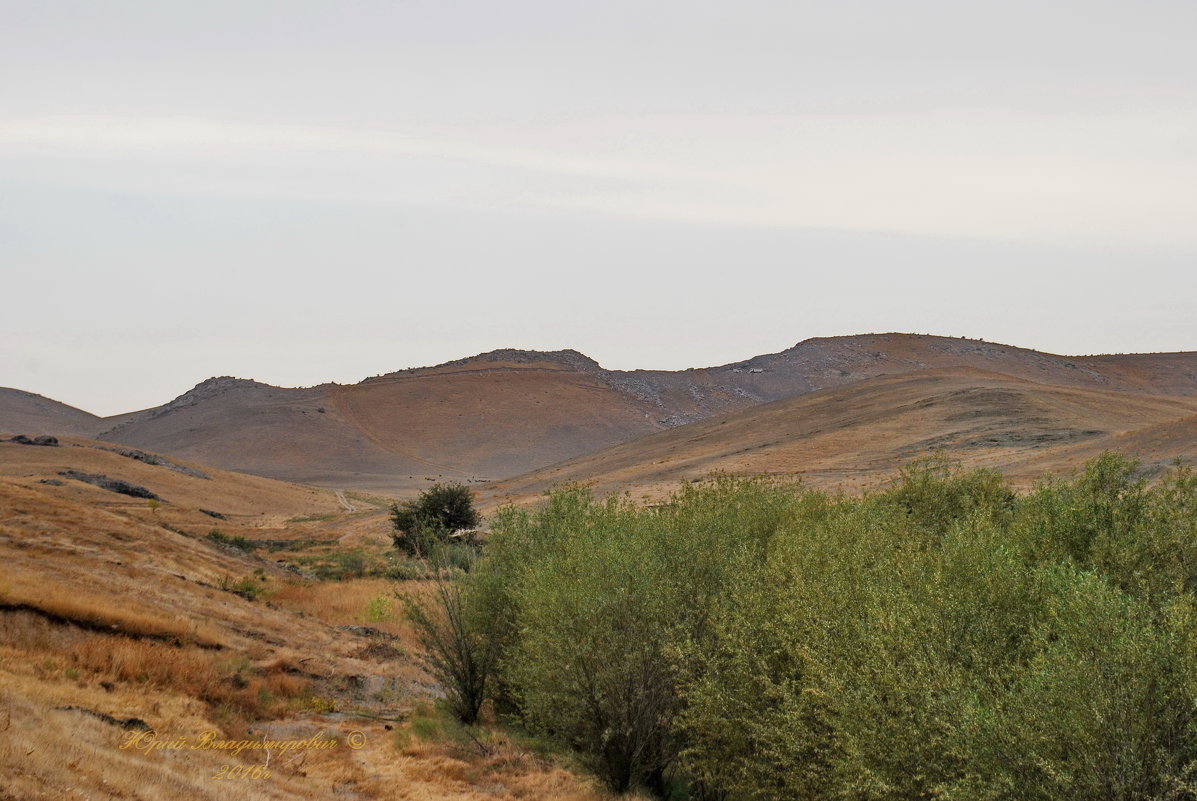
(3, 1, 1197, 415)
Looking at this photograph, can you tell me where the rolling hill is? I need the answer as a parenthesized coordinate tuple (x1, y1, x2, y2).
(5, 339, 1197, 799)
(4, 334, 1197, 495)
(483, 368, 1197, 505)
(0, 388, 105, 437)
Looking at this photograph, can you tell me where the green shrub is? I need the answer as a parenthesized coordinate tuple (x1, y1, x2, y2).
(473, 477, 809, 793)
(219, 574, 266, 601)
(363, 593, 391, 623)
(449, 455, 1197, 799)
(391, 483, 480, 558)
(958, 569, 1197, 801)
(208, 530, 256, 551)
(403, 566, 497, 725)
(878, 450, 1015, 536)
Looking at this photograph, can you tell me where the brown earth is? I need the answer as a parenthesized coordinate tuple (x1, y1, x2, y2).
(0, 439, 629, 801)
(4, 334, 1197, 496)
(483, 368, 1197, 506)
(0, 388, 104, 437)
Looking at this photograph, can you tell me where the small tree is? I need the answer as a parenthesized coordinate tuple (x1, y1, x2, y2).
(404, 545, 497, 724)
(391, 483, 479, 558)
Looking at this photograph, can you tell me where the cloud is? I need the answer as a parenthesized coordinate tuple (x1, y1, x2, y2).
(2, 111, 1196, 251)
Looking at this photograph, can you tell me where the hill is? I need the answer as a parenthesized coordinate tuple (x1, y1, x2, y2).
(0, 387, 105, 437)
(484, 368, 1197, 505)
(5, 334, 1197, 495)
(0, 437, 619, 800)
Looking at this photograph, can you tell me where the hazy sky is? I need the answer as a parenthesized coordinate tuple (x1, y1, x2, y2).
(3, 1, 1196, 415)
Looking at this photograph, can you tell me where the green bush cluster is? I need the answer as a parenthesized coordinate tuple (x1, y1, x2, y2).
(414, 454, 1197, 799)
(390, 482, 480, 559)
(207, 530, 256, 551)
(219, 573, 266, 601)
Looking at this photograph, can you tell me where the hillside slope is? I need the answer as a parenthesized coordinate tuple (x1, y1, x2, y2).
(484, 368, 1197, 504)
(0, 388, 105, 437)
(0, 436, 614, 800)
(5, 334, 1197, 495)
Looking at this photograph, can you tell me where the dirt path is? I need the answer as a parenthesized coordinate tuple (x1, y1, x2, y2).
(335, 490, 356, 513)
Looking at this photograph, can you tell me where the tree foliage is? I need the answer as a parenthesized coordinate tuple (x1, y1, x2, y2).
(390, 482, 479, 558)
(403, 548, 496, 724)
(414, 454, 1197, 799)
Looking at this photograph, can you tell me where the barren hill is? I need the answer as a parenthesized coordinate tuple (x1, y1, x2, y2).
(0, 433, 338, 519)
(6, 334, 1197, 495)
(0, 387, 105, 436)
(484, 368, 1197, 505)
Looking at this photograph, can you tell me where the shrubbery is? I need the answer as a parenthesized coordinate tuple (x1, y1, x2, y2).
(390, 482, 479, 558)
(409, 454, 1197, 799)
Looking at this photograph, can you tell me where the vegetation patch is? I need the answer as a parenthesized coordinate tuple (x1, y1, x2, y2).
(409, 453, 1197, 799)
(57, 470, 159, 500)
(218, 571, 268, 601)
(294, 547, 442, 581)
(286, 512, 338, 524)
(207, 529, 256, 551)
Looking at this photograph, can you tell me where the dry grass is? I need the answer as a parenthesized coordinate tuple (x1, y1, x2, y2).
(270, 578, 433, 641)
(485, 368, 1197, 505)
(0, 616, 629, 801)
(0, 437, 340, 520)
(70, 638, 308, 719)
(0, 684, 360, 801)
(0, 571, 224, 648)
(0, 609, 307, 724)
(0, 448, 627, 800)
(344, 709, 637, 801)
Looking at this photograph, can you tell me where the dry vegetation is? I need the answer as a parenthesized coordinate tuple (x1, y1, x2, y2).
(0, 441, 630, 801)
(1, 572, 224, 648)
(485, 368, 1197, 506)
(7, 348, 1197, 799)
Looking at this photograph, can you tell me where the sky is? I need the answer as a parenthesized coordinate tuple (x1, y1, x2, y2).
(3, 0, 1197, 416)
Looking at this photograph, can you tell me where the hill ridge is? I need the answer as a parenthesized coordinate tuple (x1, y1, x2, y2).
(5, 333, 1197, 494)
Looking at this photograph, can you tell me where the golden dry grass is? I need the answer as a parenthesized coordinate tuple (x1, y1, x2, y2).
(0, 680, 364, 801)
(486, 368, 1197, 504)
(269, 578, 435, 655)
(0, 439, 631, 801)
(342, 711, 640, 801)
(1, 571, 224, 647)
(0, 610, 631, 801)
(0, 437, 340, 520)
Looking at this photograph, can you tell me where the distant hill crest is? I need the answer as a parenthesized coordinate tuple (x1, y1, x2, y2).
(377, 348, 603, 378)
(5, 334, 1197, 495)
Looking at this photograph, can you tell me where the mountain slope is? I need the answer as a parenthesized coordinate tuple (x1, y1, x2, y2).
(0, 387, 105, 437)
(484, 368, 1197, 504)
(5, 334, 1197, 495)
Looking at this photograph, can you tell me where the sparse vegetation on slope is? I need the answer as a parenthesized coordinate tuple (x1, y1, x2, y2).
(15, 334, 1195, 495)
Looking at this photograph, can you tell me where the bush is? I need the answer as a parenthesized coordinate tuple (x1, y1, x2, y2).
(878, 450, 1015, 536)
(473, 478, 809, 793)
(391, 483, 480, 558)
(451, 456, 1197, 799)
(208, 530, 256, 551)
(403, 559, 497, 725)
(219, 574, 266, 601)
